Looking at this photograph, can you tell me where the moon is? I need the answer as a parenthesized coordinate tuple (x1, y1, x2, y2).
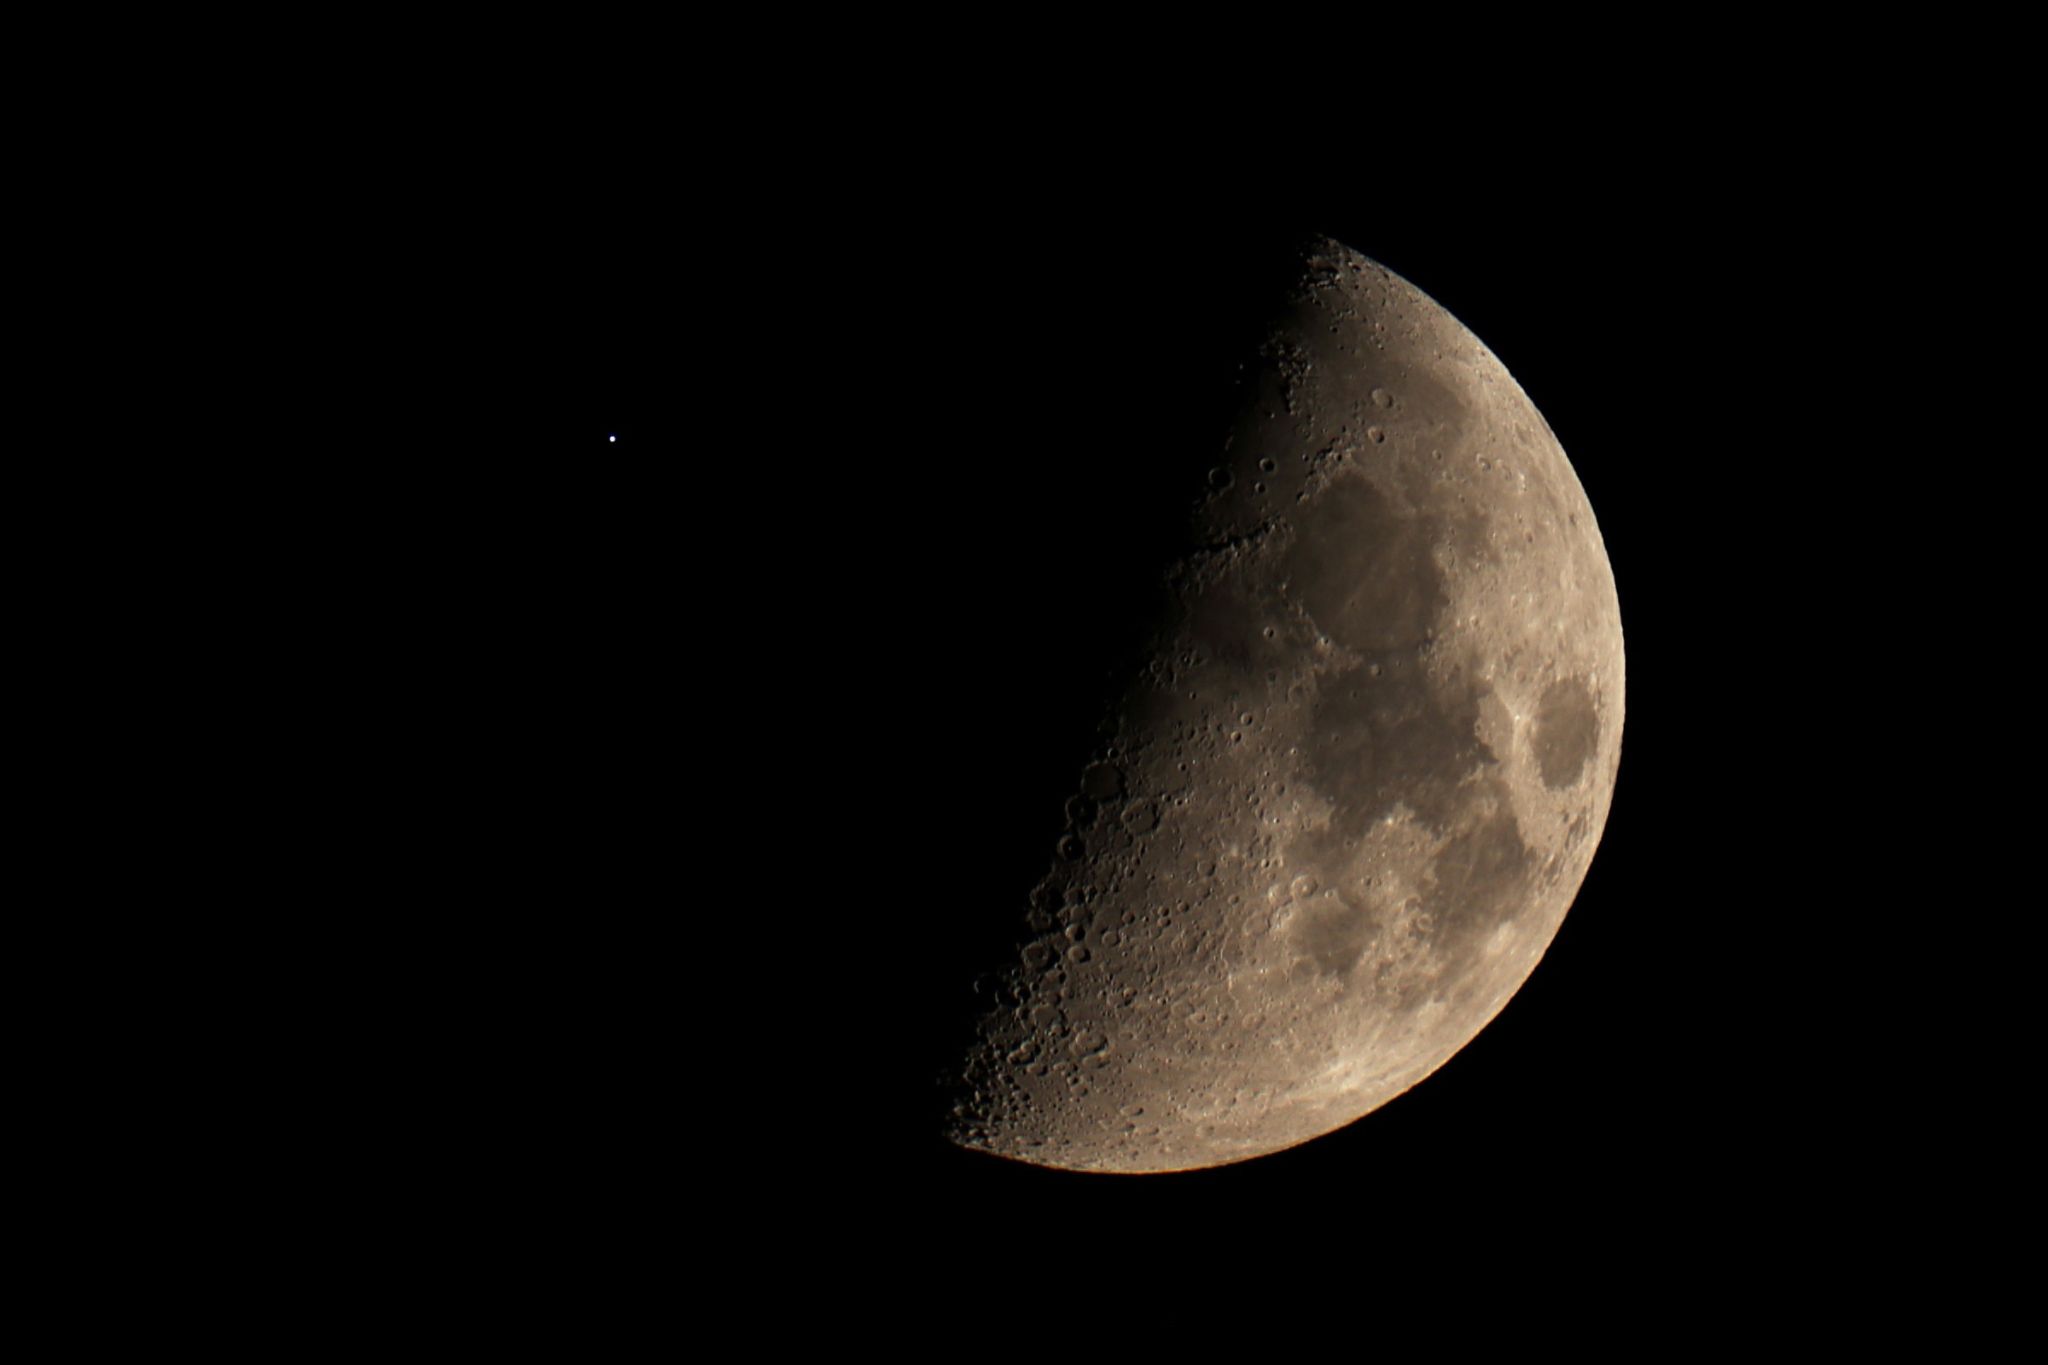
(943, 236, 1624, 1173)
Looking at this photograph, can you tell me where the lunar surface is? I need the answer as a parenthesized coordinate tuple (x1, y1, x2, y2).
(944, 236, 1624, 1173)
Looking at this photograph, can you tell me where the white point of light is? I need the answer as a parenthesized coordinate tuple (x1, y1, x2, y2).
(609, 434, 617, 443)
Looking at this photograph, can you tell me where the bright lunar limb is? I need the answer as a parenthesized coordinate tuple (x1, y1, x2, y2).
(944, 236, 1624, 1174)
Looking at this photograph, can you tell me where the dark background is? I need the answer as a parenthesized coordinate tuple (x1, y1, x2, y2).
(442, 158, 1962, 1263)
(34, 42, 2013, 1315)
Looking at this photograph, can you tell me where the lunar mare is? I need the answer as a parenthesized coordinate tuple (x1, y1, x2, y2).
(946, 237, 1624, 1173)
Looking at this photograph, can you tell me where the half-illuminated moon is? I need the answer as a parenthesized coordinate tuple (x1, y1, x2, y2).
(945, 236, 1625, 1173)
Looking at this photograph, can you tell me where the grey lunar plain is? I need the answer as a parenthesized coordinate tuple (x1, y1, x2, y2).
(945, 236, 1625, 1173)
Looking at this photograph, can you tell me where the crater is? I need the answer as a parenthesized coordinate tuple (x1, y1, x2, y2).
(1532, 677, 1599, 789)
(1294, 891, 1377, 977)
